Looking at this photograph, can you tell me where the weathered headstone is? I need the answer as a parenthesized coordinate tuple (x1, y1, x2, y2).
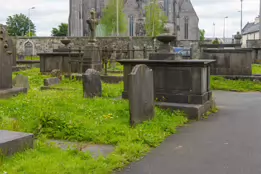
(128, 64, 155, 126)
(13, 74, 30, 90)
(24, 41, 33, 56)
(82, 69, 102, 98)
(44, 77, 61, 86)
(0, 24, 12, 89)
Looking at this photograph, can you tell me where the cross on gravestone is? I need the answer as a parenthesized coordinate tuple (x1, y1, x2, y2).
(82, 69, 102, 98)
(0, 24, 12, 90)
(128, 64, 155, 126)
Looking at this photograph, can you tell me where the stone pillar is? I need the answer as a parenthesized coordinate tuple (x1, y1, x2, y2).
(82, 42, 102, 72)
(0, 25, 12, 89)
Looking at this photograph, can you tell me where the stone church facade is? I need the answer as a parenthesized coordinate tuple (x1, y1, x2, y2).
(68, 0, 199, 40)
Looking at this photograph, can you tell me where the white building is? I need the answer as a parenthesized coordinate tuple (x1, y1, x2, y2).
(242, 16, 260, 48)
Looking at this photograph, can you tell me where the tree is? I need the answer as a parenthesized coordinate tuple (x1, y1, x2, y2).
(6, 13, 36, 36)
(100, 0, 127, 36)
(145, 0, 168, 37)
(200, 29, 205, 41)
(51, 23, 68, 36)
(212, 38, 220, 44)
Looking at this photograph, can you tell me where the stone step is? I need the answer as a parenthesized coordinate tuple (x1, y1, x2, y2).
(0, 130, 34, 156)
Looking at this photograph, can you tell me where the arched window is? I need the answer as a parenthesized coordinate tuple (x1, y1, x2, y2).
(184, 17, 189, 39)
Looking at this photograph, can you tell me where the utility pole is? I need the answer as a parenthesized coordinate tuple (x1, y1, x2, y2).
(28, 7, 35, 37)
(223, 16, 228, 43)
(259, 0, 261, 39)
(213, 23, 215, 39)
(240, 0, 243, 33)
(116, 0, 119, 36)
(173, 0, 177, 36)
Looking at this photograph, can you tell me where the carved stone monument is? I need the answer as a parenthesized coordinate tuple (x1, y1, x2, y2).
(129, 64, 155, 126)
(0, 24, 27, 98)
(82, 9, 102, 72)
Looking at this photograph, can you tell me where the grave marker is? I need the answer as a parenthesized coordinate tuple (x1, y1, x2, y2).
(128, 64, 155, 126)
(82, 69, 102, 98)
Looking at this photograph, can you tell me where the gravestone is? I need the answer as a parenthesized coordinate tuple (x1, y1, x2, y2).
(128, 64, 155, 126)
(0, 24, 12, 89)
(0, 24, 27, 98)
(13, 74, 30, 90)
(24, 41, 33, 56)
(44, 77, 61, 86)
(82, 69, 102, 98)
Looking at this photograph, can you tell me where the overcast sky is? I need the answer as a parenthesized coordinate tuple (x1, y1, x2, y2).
(0, 0, 259, 37)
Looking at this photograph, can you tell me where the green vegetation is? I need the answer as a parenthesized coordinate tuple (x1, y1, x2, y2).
(100, 0, 127, 36)
(145, 0, 168, 37)
(24, 56, 40, 61)
(0, 68, 187, 174)
(6, 13, 36, 37)
(107, 62, 124, 72)
(51, 23, 68, 36)
(211, 76, 261, 92)
(200, 29, 205, 41)
(252, 64, 261, 74)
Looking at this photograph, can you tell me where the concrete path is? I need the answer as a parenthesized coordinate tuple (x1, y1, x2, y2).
(118, 91, 261, 174)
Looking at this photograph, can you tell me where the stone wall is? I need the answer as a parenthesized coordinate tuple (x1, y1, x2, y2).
(15, 36, 199, 59)
(246, 40, 261, 48)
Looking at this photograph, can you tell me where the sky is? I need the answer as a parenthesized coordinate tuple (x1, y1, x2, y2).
(0, 0, 260, 37)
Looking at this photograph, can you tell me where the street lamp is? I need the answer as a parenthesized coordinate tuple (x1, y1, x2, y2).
(213, 22, 216, 39)
(238, 10, 242, 33)
(223, 16, 228, 43)
(28, 7, 35, 37)
(240, 0, 243, 33)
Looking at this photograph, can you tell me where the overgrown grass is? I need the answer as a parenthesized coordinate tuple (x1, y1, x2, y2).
(211, 76, 261, 92)
(0, 68, 187, 174)
(24, 56, 40, 61)
(252, 64, 261, 74)
(108, 62, 123, 71)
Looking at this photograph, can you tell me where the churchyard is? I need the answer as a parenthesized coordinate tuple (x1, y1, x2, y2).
(3, 9, 261, 173)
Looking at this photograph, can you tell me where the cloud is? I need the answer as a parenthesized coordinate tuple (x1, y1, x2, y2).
(0, 0, 259, 37)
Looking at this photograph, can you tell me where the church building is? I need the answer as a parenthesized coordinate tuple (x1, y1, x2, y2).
(68, 0, 199, 41)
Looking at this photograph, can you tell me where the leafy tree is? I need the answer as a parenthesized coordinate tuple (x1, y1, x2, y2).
(212, 38, 220, 44)
(145, 0, 168, 37)
(100, 0, 127, 36)
(200, 29, 205, 41)
(51, 23, 68, 36)
(6, 13, 36, 36)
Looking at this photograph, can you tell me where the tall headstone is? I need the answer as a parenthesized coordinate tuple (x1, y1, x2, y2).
(128, 64, 155, 126)
(0, 24, 27, 98)
(82, 69, 102, 98)
(0, 24, 12, 89)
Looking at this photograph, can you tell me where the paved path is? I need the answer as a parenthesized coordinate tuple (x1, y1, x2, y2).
(119, 91, 261, 174)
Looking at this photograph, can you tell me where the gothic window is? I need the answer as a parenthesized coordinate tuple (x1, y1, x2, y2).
(184, 17, 189, 40)
(129, 15, 134, 36)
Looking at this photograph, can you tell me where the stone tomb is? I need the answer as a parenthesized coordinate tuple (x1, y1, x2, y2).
(128, 64, 155, 126)
(118, 59, 216, 119)
(202, 49, 252, 76)
(0, 130, 34, 156)
(82, 69, 102, 98)
(0, 24, 27, 98)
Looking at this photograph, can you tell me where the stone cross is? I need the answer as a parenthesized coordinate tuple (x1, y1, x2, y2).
(87, 9, 99, 42)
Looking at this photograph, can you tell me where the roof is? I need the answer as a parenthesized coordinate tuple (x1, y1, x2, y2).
(242, 22, 259, 35)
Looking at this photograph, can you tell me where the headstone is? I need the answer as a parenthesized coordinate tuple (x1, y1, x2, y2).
(44, 77, 61, 86)
(128, 64, 155, 126)
(82, 69, 102, 98)
(13, 74, 30, 90)
(0, 24, 12, 89)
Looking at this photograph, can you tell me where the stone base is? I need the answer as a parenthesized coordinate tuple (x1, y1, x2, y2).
(156, 99, 215, 120)
(0, 87, 27, 99)
(0, 130, 34, 156)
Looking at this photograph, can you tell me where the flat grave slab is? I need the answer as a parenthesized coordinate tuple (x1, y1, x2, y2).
(48, 140, 115, 158)
(0, 130, 34, 156)
(0, 87, 27, 99)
